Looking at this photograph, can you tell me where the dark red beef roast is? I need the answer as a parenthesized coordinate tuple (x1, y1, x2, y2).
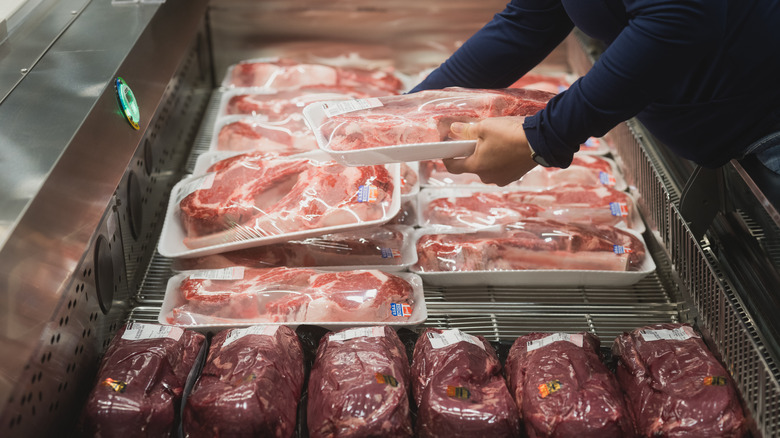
(612, 323, 746, 437)
(183, 324, 304, 437)
(307, 325, 413, 438)
(505, 332, 633, 438)
(81, 323, 206, 437)
(411, 328, 521, 438)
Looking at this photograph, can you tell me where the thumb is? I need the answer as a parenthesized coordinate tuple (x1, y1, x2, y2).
(450, 122, 479, 140)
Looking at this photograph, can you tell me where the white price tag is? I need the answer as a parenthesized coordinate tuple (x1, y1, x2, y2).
(322, 98, 383, 117)
(329, 326, 385, 342)
(526, 333, 583, 352)
(426, 329, 484, 350)
(122, 323, 183, 342)
(188, 267, 245, 281)
(640, 326, 697, 342)
(222, 325, 279, 348)
(176, 173, 216, 204)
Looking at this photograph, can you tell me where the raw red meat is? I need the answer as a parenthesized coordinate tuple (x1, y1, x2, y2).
(183, 325, 304, 437)
(225, 85, 396, 117)
(172, 225, 409, 271)
(414, 219, 646, 272)
(421, 185, 637, 230)
(167, 267, 416, 326)
(505, 332, 633, 438)
(400, 162, 418, 196)
(411, 328, 520, 438)
(227, 58, 404, 93)
(81, 323, 205, 437)
(178, 154, 395, 249)
(307, 326, 413, 437)
(216, 117, 318, 153)
(612, 323, 747, 437)
(318, 87, 554, 151)
(421, 154, 618, 188)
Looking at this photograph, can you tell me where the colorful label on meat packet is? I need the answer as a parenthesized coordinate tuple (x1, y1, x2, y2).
(375, 373, 399, 387)
(381, 247, 401, 258)
(101, 378, 127, 393)
(390, 302, 412, 317)
(704, 376, 728, 386)
(609, 202, 629, 217)
(538, 380, 562, 398)
(357, 185, 378, 202)
(583, 137, 600, 149)
(613, 245, 633, 255)
(599, 171, 616, 186)
(447, 386, 471, 400)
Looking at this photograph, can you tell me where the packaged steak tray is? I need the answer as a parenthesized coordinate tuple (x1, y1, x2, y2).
(307, 325, 413, 437)
(183, 324, 305, 437)
(411, 328, 520, 438)
(80, 323, 206, 437)
(505, 332, 633, 438)
(612, 323, 747, 437)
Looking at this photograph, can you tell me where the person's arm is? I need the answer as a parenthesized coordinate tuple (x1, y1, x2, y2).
(410, 0, 573, 92)
(527, 0, 727, 168)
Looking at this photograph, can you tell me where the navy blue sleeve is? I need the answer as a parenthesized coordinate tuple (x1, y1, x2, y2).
(526, 0, 727, 168)
(410, 0, 573, 92)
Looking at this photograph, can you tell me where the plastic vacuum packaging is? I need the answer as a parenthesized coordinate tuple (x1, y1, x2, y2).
(158, 152, 400, 257)
(612, 323, 747, 437)
(417, 184, 641, 231)
(182, 324, 305, 438)
(81, 323, 206, 437)
(411, 328, 520, 438)
(505, 332, 633, 438)
(162, 267, 424, 329)
(223, 58, 405, 93)
(171, 225, 415, 272)
(307, 325, 413, 437)
(212, 116, 319, 154)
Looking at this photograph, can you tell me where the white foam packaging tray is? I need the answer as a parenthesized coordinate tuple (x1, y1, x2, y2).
(158, 270, 428, 332)
(158, 153, 402, 258)
(408, 226, 656, 287)
(415, 186, 645, 234)
(302, 100, 477, 166)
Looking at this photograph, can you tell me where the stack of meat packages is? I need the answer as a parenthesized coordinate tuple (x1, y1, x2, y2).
(80, 322, 747, 437)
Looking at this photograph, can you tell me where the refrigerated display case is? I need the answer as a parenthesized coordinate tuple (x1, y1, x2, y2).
(0, 0, 778, 436)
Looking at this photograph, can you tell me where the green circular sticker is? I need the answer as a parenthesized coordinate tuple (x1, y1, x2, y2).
(115, 77, 140, 130)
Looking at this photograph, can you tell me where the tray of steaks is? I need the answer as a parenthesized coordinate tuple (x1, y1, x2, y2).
(409, 220, 656, 287)
(157, 151, 402, 258)
(302, 87, 557, 166)
(159, 267, 427, 331)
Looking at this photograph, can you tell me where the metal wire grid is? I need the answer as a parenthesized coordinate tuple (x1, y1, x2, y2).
(613, 117, 780, 438)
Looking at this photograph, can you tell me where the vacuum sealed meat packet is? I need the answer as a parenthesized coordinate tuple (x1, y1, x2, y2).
(303, 87, 555, 165)
(510, 71, 574, 94)
(418, 184, 642, 231)
(161, 266, 425, 329)
(612, 323, 747, 437)
(307, 326, 414, 437)
(183, 325, 304, 438)
(412, 328, 520, 438)
(223, 58, 405, 94)
(80, 323, 206, 437)
(158, 152, 400, 257)
(212, 116, 319, 154)
(505, 332, 633, 438)
(420, 154, 625, 190)
(172, 225, 415, 272)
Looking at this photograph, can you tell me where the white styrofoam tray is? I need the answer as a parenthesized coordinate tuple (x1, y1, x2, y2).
(158, 270, 427, 332)
(157, 158, 402, 259)
(409, 226, 656, 287)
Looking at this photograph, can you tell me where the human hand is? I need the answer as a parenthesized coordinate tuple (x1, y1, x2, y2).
(444, 117, 539, 186)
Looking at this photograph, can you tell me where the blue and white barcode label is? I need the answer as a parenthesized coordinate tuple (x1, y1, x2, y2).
(381, 248, 401, 258)
(390, 303, 412, 317)
(357, 185, 378, 203)
(599, 171, 616, 186)
(610, 202, 629, 217)
(613, 245, 632, 255)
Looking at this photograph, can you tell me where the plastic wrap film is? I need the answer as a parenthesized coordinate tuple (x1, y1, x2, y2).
(307, 325, 413, 438)
(505, 332, 633, 438)
(172, 225, 414, 271)
(612, 323, 747, 437)
(420, 154, 623, 189)
(413, 219, 646, 273)
(167, 153, 399, 254)
(308, 87, 554, 153)
(411, 328, 520, 438)
(80, 323, 206, 437)
(510, 72, 573, 94)
(183, 325, 304, 438)
(213, 116, 319, 154)
(418, 184, 641, 231)
(163, 267, 420, 327)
